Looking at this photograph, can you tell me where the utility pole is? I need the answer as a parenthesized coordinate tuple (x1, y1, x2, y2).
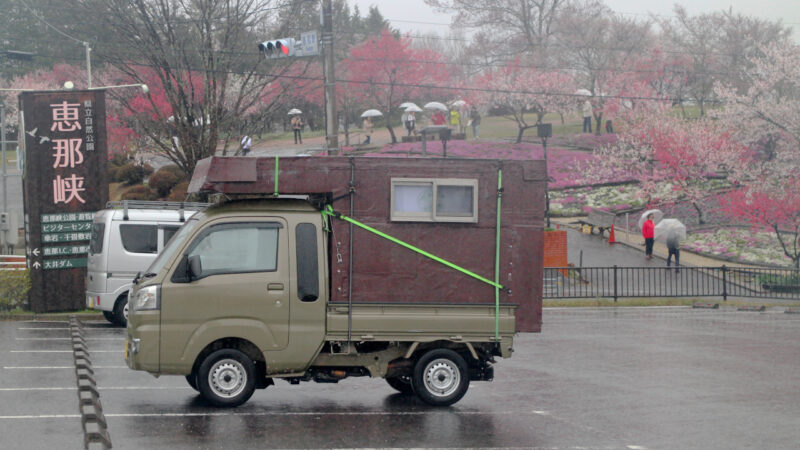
(321, 0, 338, 150)
(84, 42, 92, 88)
(1, 104, 8, 252)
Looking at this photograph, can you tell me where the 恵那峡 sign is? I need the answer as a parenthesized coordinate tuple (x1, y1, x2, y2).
(20, 90, 108, 312)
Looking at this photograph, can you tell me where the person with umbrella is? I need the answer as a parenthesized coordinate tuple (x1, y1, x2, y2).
(362, 116, 374, 144)
(642, 213, 655, 259)
(666, 229, 681, 272)
(291, 113, 304, 144)
(655, 219, 687, 273)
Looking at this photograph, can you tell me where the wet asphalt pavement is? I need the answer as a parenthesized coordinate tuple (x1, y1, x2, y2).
(2, 308, 800, 449)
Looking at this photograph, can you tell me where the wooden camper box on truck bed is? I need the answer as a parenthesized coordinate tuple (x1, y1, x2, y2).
(188, 156, 545, 332)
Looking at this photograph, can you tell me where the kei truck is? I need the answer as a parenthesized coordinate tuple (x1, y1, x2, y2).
(125, 155, 545, 407)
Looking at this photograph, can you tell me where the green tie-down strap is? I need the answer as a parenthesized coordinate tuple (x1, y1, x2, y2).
(273, 156, 280, 197)
(321, 205, 506, 291)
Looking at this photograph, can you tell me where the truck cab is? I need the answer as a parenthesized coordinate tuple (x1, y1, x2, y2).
(86, 201, 206, 326)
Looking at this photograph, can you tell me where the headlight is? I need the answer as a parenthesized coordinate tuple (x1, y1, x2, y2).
(133, 285, 160, 311)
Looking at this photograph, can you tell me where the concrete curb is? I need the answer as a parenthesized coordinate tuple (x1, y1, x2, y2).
(0, 312, 104, 321)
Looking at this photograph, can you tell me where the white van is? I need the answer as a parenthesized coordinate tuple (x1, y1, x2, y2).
(86, 201, 208, 325)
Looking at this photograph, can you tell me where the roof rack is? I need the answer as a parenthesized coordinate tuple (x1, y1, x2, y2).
(106, 200, 211, 222)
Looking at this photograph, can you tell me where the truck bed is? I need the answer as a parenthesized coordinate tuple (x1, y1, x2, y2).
(326, 302, 516, 343)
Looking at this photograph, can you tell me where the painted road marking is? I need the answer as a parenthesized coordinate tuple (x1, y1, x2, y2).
(3, 366, 127, 369)
(10, 350, 120, 353)
(0, 386, 190, 391)
(14, 337, 124, 341)
(16, 327, 72, 330)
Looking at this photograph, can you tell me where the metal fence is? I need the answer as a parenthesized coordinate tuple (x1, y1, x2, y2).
(543, 265, 800, 301)
(0, 255, 25, 271)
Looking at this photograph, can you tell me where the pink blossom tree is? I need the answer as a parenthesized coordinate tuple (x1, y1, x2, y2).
(343, 30, 452, 144)
(587, 113, 745, 224)
(470, 61, 575, 143)
(714, 41, 800, 263)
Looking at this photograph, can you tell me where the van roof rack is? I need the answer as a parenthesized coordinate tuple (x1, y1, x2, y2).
(106, 200, 211, 222)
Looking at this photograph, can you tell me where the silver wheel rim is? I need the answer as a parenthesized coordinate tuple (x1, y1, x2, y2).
(209, 358, 247, 399)
(122, 301, 129, 320)
(423, 358, 460, 398)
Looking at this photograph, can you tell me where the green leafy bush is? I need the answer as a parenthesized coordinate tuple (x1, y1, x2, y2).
(167, 181, 190, 201)
(121, 185, 158, 200)
(148, 165, 185, 198)
(116, 163, 147, 185)
(0, 269, 31, 311)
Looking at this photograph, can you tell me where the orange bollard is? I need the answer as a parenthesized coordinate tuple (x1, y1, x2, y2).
(608, 224, 616, 244)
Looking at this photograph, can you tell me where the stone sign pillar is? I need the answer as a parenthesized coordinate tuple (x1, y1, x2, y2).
(19, 90, 108, 312)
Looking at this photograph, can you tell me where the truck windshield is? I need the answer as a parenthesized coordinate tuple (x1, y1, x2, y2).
(145, 218, 198, 276)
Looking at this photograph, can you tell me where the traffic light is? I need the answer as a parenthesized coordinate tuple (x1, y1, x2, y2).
(258, 38, 295, 58)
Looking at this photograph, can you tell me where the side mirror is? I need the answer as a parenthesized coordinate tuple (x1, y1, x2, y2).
(188, 255, 202, 281)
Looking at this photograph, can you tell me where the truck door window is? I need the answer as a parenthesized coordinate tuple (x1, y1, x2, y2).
(89, 223, 105, 254)
(187, 223, 281, 277)
(162, 226, 180, 247)
(295, 223, 319, 302)
(120, 224, 158, 254)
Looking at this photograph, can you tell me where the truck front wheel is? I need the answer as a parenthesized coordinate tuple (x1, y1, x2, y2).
(411, 349, 470, 406)
(197, 349, 256, 407)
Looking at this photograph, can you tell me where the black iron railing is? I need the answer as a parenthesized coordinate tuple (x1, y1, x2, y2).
(543, 265, 800, 301)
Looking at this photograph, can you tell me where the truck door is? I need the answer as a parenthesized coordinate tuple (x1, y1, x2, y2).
(159, 218, 290, 373)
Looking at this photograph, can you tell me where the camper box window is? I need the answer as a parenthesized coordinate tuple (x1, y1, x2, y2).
(390, 178, 478, 223)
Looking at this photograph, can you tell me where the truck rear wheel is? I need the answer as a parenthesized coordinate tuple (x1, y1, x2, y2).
(411, 349, 470, 406)
(386, 376, 414, 394)
(197, 349, 256, 407)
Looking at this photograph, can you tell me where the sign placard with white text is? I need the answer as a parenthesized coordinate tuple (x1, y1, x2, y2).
(20, 90, 108, 312)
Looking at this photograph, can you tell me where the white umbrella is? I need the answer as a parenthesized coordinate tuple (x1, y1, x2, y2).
(654, 218, 687, 242)
(638, 209, 664, 229)
(399, 102, 418, 109)
(424, 101, 448, 111)
(360, 109, 383, 118)
(404, 104, 423, 113)
(288, 108, 302, 115)
(450, 100, 467, 107)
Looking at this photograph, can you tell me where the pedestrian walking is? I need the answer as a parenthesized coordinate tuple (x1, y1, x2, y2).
(469, 106, 481, 139)
(642, 213, 655, 259)
(405, 111, 416, 136)
(582, 100, 593, 133)
(431, 110, 446, 126)
(666, 229, 681, 272)
(449, 108, 460, 132)
(362, 117, 373, 144)
(291, 115, 303, 144)
(239, 135, 252, 156)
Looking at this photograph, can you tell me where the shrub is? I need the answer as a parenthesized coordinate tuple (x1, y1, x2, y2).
(0, 269, 31, 311)
(116, 163, 148, 185)
(121, 185, 158, 200)
(167, 181, 190, 201)
(148, 165, 185, 198)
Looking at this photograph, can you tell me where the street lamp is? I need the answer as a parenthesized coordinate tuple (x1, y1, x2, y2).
(88, 84, 149, 94)
(538, 123, 552, 228)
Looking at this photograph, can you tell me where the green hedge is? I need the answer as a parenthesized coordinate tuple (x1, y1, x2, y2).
(0, 269, 31, 311)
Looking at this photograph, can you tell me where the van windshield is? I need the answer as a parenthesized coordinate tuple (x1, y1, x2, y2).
(145, 218, 198, 276)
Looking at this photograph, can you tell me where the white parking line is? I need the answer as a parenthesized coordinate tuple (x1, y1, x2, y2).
(3, 366, 128, 369)
(14, 338, 124, 341)
(10, 350, 120, 353)
(0, 410, 524, 420)
(0, 386, 190, 391)
(16, 327, 72, 330)
(0, 414, 81, 419)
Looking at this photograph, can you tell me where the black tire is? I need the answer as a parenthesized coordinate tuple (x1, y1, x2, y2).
(186, 373, 199, 391)
(102, 310, 115, 324)
(411, 349, 470, 406)
(197, 349, 256, 407)
(386, 376, 414, 395)
(112, 294, 129, 327)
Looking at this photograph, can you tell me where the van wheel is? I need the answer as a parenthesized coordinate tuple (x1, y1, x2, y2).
(112, 294, 128, 327)
(186, 373, 199, 392)
(102, 310, 115, 324)
(411, 349, 470, 406)
(386, 376, 414, 394)
(198, 349, 256, 407)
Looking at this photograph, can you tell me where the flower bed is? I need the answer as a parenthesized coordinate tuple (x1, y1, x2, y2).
(549, 182, 675, 216)
(682, 229, 796, 267)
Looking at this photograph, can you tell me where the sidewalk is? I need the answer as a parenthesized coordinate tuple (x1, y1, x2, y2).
(551, 216, 753, 269)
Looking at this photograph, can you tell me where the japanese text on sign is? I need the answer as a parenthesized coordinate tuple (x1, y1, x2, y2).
(49, 101, 87, 204)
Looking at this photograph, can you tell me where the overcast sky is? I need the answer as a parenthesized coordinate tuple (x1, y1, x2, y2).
(351, 0, 799, 37)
